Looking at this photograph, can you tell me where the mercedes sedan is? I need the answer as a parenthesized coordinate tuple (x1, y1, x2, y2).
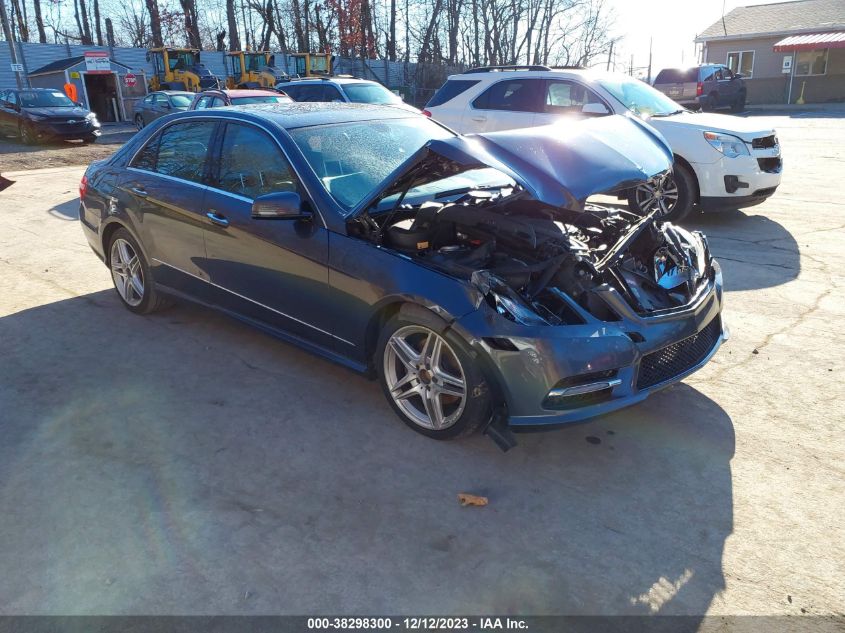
(78, 104, 726, 448)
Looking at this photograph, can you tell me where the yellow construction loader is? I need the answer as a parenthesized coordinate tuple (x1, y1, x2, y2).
(146, 48, 221, 92)
(225, 51, 290, 88)
(289, 52, 333, 78)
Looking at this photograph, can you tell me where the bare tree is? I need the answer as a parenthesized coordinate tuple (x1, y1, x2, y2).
(143, 0, 162, 46)
(226, 0, 241, 49)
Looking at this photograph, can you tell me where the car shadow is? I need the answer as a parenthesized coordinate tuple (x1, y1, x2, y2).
(48, 197, 80, 220)
(0, 289, 734, 617)
(687, 208, 800, 291)
(589, 197, 800, 291)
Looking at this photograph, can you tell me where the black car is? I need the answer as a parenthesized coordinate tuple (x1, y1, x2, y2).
(0, 88, 101, 144)
(78, 104, 725, 448)
(133, 90, 194, 129)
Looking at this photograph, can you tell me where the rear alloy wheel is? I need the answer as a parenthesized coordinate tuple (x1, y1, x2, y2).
(628, 163, 696, 223)
(731, 92, 747, 113)
(377, 316, 491, 439)
(108, 228, 172, 314)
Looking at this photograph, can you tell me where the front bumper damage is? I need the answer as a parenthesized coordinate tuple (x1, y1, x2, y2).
(457, 260, 727, 431)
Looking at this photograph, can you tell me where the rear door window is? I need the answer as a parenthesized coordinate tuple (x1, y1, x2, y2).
(131, 120, 216, 184)
(473, 79, 544, 112)
(322, 85, 344, 101)
(213, 123, 298, 199)
(194, 96, 212, 109)
(425, 79, 480, 107)
(544, 80, 606, 114)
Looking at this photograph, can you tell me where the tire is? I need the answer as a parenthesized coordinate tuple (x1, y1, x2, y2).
(731, 92, 746, 113)
(19, 124, 36, 145)
(702, 93, 718, 111)
(376, 310, 491, 440)
(82, 134, 98, 144)
(107, 228, 172, 315)
(628, 161, 696, 223)
(135, 114, 144, 130)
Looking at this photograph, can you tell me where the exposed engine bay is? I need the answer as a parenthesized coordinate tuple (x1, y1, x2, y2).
(351, 187, 713, 325)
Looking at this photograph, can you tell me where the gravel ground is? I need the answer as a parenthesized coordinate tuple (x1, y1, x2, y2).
(0, 124, 135, 172)
(0, 113, 842, 621)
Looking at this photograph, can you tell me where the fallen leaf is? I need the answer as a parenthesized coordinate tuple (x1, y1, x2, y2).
(458, 493, 488, 507)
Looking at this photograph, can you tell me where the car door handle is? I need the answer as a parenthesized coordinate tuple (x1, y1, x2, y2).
(130, 186, 147, 197)
(206, 211, 229, 228)
(471, 115, 487, 122)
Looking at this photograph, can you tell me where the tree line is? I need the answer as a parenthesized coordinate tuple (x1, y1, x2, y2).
(3, 0, 614, 68)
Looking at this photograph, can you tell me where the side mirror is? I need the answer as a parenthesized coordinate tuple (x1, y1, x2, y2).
(252, 191, 309, 220)
(733, 73, 744, 80)
(581, 102, 610, 115)
(76, 101, 84, 108)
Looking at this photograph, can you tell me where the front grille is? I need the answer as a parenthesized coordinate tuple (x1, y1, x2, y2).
(752, 134, 778, 149)
(757, 157, 782, 173)
(637, 317, 721, 390)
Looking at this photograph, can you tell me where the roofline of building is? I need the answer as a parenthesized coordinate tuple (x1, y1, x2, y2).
(695, 25, 845, 43)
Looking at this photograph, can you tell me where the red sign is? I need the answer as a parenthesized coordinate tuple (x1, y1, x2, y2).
(124, 73, 137, 88)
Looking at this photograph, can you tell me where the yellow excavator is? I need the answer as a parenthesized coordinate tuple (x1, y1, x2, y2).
(225, 51, 290, 88)
(146, 48, 221, 92)
(289, 52, 333, 78)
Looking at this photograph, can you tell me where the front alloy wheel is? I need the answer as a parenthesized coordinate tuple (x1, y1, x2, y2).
(19, 124, 36, 145)
(384, 325, 467, 430)
(377, 314, 491, 439)
(634, 172, 679, 217)
(110, 237, 144, 307)
(628, 163, 696, 223)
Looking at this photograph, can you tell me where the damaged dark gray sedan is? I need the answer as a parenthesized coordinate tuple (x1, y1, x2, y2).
(79, 104, 726, 449)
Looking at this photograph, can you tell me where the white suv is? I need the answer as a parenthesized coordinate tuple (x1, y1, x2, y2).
(424, 65, 782, 222)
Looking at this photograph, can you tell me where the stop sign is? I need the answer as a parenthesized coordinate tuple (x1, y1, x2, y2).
(124, 73, 137, 88)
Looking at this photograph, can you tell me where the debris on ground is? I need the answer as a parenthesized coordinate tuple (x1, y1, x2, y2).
(457, 493, 488, 507)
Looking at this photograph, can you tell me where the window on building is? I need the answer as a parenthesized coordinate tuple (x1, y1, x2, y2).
(795, 49, 828, 76)
(727, 51, 754, 78)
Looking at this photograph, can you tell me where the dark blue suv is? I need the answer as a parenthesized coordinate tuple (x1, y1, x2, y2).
(79, 104, 726, 447)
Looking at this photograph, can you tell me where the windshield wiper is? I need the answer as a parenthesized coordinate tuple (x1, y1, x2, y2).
(651, 109, 686, 117)
(434, 183, 510, 200)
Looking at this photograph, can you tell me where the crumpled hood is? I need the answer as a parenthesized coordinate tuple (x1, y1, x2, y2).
(362, 114, 673, 213)
(25, 106, 90, 119)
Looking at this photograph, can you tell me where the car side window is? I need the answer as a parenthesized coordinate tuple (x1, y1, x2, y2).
(195, 96, 212, 109)
(473, 79, 543, 112)
(721, 66, 734, 79)
(713, 68, 724, 81)
(214, 123, 298, 199)
(700, 68, 716, 82)
(322, 85, 343, 101)
(131, 121, 216, 183)
(282, 85, 300, 100)
(142, 94, 154, 105)
(211, 97, 226, 108)
(8, 91, 18, 106)
(544, 80, 606, 114)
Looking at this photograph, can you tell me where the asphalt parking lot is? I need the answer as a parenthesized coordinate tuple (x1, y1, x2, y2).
(0, 112, 843, 618)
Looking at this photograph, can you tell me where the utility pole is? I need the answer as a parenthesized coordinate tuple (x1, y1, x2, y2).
(647, 36, 653, 84)
(0, 0, 23, 88)
(606, 39, 614, 71)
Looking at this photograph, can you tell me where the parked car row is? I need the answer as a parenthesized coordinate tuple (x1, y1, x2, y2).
(79, 74, 734, 446)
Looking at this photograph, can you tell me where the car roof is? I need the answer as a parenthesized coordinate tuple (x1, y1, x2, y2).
(178, 102, 422, 129)
(197, 89, 280, 97)
(155, 90, 195, 96)
(283, 77, 376, 85)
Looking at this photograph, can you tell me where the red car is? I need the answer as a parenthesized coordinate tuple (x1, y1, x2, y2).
(189, 89, 292, 110)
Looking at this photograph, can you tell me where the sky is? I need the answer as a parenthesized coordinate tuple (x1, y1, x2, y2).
(605, 0, 797, 78)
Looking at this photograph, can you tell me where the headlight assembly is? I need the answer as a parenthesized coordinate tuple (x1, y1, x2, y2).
(703, 131, 749, 158)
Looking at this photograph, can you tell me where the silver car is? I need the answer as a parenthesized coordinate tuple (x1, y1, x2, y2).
(133, 91, 194, 129)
